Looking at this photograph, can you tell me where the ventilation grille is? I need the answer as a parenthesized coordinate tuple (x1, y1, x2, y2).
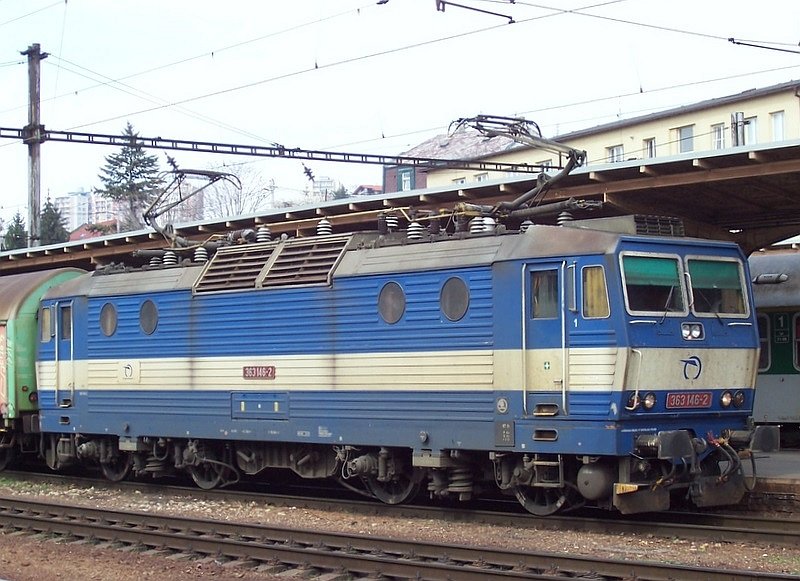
(260, 235, 350, 288)
(193, 234, 351, 294)
(193, 241, 279, 293)
(633, 215, 685, 237)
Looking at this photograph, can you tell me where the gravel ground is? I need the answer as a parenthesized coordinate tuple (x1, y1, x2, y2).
(0, 476, 798, 580)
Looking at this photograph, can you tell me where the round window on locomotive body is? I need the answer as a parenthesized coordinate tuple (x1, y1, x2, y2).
(378, 282, 405, 324)
(100, 302, 118, 337)
(139, 299, 159, 335)
(440, 277, 470, 322)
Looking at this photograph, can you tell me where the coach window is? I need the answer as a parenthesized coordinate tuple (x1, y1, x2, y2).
(531, 270, 558, 318)
(378, 282, 405, 324)
(139, 300, 158, 335)
(440, 277, 469, 321)
(757, 314, 770, 371)
(582, 266, 610, 318)
(794, 314, 800, 372)
(100, 303, 118, 337)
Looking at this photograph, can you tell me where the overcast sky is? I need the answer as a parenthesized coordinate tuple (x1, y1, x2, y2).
(1, 0, 799, 224)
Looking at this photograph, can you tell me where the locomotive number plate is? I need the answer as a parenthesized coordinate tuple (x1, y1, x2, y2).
(665, 391, 712, 409)
(242, 365, 276, 380)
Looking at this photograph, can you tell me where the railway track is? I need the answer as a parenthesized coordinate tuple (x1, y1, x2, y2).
(2, 469, 798, 548)
(0, 495, 795, 581)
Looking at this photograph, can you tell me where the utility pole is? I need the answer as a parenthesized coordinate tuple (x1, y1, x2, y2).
(21, 43, 48, 248)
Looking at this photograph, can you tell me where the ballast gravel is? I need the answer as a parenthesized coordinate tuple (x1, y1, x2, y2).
(0, 476, 797, 580)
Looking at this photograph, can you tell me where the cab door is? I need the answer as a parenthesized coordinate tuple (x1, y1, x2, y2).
(523, 262, 568, 417)
(54, 301, 74, 408)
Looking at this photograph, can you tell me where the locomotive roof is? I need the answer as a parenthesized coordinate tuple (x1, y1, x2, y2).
(749, 249, 800, 308)
(41, 222, 726, 299)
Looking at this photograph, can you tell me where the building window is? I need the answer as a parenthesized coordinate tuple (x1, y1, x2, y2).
(771, 110, 785, 142)
(398, 169, 412, 192)
(711, 124, 725, 150)
(744, 116, 758, 145)
(643, 138, 656, 158)
(452, 177, 466, 185)
(676, 125, 694, 153)
(474, 173, 488, 182)
(606, 145, 624, 163)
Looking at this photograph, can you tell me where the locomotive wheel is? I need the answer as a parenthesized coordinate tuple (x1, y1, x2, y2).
(187, 461, 224, 490)
(100, 453, 132, 482)
(514, 485, 570, 516)
(364, 472, 421, 505)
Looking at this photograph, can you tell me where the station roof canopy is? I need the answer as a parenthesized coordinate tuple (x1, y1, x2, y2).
(4, 138, 800, 274)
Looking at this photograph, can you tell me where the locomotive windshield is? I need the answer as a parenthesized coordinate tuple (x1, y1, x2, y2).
(686, 258, 747, 316)
(621, 254, 686, 314)
(621, 253, 749, 317)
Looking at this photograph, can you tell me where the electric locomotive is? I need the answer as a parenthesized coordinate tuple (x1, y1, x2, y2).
(0, 210, 776, 515)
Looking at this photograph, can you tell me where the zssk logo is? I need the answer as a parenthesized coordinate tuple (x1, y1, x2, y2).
(681, 356, 702, 380)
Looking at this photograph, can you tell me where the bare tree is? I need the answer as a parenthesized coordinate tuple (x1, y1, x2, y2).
(203, 164, 274, 220)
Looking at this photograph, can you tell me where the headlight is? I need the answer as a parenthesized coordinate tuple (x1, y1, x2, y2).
(720, 391, 733, 408)
(643, 392, 657, 410)
(681, 323, 704, 340)
(733, 390, 745, 408)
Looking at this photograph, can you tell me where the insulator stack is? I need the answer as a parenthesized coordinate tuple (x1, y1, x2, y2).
(194, 247, 209, 263)
(557, 211, 573, 226)
(469, 217, 485, 233)
(483, 217, 496, 232)
(149, 256, 163, 267)
(163, 250, 178, 266)
(407, 221, 425, 240)
(520, 220, 534, 232)
(256, 226, 272, 243)
(377, 213, 388, 234)
(384, 213, 399, 231)
(317, 218, 333, 236)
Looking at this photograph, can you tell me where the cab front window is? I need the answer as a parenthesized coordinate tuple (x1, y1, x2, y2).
(621, 254, 686, 314)
(687, 258, 747, 316)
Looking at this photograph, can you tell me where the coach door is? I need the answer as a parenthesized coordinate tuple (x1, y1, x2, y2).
(54, 301, 74, 408)
(523, 262, 568, 417)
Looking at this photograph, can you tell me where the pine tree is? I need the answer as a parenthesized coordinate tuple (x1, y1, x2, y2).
(3, 213, 28, 250)
(95, 122, 163, 231)
(39, 199, 69, 245)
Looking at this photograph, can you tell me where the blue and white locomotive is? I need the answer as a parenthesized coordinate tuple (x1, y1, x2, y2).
(2, 209, 771, 515)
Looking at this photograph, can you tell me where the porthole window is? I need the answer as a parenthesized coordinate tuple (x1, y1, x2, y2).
(378, 282, 405, 324)
(139, 300, 158, 335)
(100, 303, 118, 337)
(440, 277, 469, 321)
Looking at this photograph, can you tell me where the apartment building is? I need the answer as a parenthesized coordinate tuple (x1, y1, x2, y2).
(384, 80, 800, 192)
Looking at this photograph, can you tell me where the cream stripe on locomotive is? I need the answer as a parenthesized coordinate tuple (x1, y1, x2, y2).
(36, 346, 756, 393)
